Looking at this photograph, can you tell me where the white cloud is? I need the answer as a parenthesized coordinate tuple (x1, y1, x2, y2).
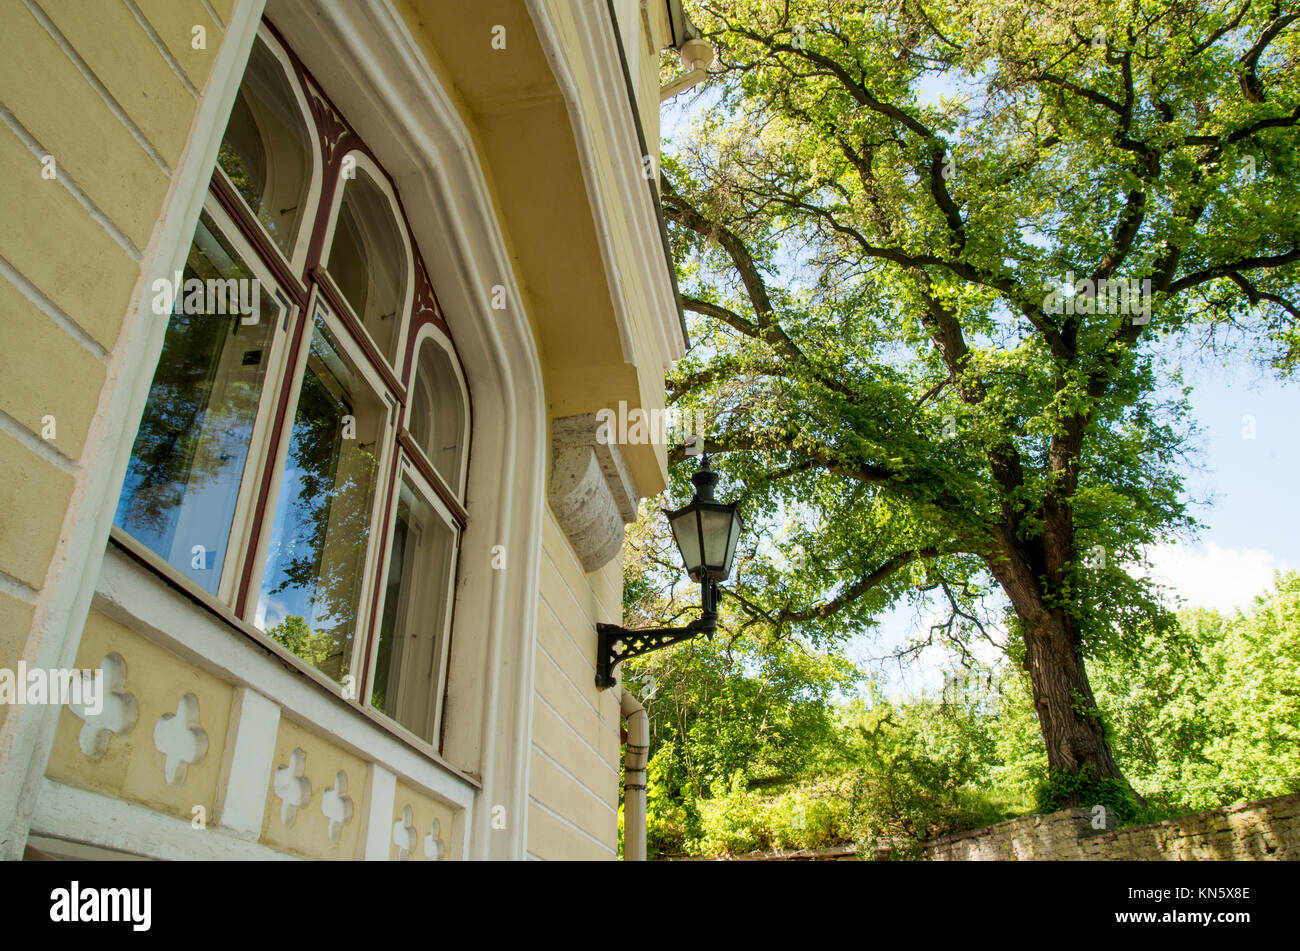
(1135, 541, 1289, 614)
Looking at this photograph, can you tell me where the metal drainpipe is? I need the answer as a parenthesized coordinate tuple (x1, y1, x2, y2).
(620, 687, 649, 861)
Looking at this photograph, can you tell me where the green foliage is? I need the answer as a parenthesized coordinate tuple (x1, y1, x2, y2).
(690, 774, 855, 856)
(655, 0, 1300, 792)
(1087, 571, 1300, 813)
(638, 572, 1300, 856)
(1034, 767, 1140, 823)
(635, 0, 1300, 846)
(838, 696, 1012, 857)
(267, 615, 336, 670)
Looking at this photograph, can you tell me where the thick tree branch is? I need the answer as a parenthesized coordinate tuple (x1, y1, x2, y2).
(1226, 270, 1300, 321)
(1240, 12, 1298, 102)
(773, 547, 947, 625)
(1168, 246, 1300, 294)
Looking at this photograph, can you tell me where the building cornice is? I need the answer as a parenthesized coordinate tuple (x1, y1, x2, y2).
(528, 0, 688, 369)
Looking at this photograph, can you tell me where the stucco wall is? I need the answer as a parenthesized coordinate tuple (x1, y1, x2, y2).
(527, 507, 624, 860)
(918, 793, 1300, 861)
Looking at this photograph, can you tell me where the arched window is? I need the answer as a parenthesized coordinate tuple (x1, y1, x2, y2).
(216, 31, 316, 262)
(324, 160, 410, 365)
(111, 20, 471, 757)
(408, 333, 469, 496)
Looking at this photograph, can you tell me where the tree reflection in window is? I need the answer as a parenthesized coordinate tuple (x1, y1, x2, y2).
(114, 212, 278, 594)
(256, 320, 384, 683)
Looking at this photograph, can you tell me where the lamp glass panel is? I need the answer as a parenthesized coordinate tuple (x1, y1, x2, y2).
(724, 510, 742, 576)
(668, 509, 703, 573)
(698, 507, 734, 569)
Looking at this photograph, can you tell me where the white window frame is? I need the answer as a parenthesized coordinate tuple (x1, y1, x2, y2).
(245, 289, 400, 680)
(194, 194, 299, 603)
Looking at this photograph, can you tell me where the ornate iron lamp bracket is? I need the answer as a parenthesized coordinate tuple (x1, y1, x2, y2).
(595, 580, 718, 689)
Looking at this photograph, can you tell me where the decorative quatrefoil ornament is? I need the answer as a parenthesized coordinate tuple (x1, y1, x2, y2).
(273, 748, 312, 826)
(424, 818, 445, 861)
(392, 804, 417, 860)
(321, 771, 354, 843)
(153, 693, 208, 786)
(67, 653, 137, 759)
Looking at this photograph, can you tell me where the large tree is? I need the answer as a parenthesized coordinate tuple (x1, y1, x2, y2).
(656, 0, 1299, 802)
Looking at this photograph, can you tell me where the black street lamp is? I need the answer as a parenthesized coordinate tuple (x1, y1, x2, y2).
(596, 455, 743, 689)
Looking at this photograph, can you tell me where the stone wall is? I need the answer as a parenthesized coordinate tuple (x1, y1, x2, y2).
(919, 792, 1300, 861)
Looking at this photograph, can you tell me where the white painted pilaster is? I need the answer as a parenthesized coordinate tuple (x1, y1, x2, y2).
(363, 762, 397, 861)
(215, 686, 280, 838)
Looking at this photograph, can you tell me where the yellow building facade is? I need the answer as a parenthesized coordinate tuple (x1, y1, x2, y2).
(0, 0, 693, 861)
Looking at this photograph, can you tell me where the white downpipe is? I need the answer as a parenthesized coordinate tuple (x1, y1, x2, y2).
(620, 687, 649, 861)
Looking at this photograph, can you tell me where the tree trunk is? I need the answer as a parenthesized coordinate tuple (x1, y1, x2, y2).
(1022, 607, 1126, 789)
(987, 532, 1129, 805)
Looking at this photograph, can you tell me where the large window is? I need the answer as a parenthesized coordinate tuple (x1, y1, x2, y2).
(113, 23, 469, 752)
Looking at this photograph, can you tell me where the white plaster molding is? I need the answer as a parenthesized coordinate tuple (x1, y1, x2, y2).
(67, 652, 138, 760)
(216, 686, 280, 838)
(528, 0, 687, 370)
(152, 693, 208, 786)
(550, 413, 639, 571)
(363, 763, 397, 861)
(31, 778, 299, 861)
(92, 550, 477, 813)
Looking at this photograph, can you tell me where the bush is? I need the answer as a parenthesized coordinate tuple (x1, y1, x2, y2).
(768, 784, 851, 850)
(1033, 767, 1141, 823)
(690, 774, 772, 855)
(839, 699, 1012, 857)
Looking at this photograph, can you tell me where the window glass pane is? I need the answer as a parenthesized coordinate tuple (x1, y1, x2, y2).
(217, 34, 313, 258)
(326, 168, 406, 361)
(114, 213, 279, 594)
(408, 339, 465, 492)
(371, 475, 456, 742)
(255, 319, 386, 683)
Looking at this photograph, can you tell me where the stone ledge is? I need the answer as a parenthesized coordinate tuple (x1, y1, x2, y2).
(920, 792, 1300, 861)
(549, 413, 640, 572)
